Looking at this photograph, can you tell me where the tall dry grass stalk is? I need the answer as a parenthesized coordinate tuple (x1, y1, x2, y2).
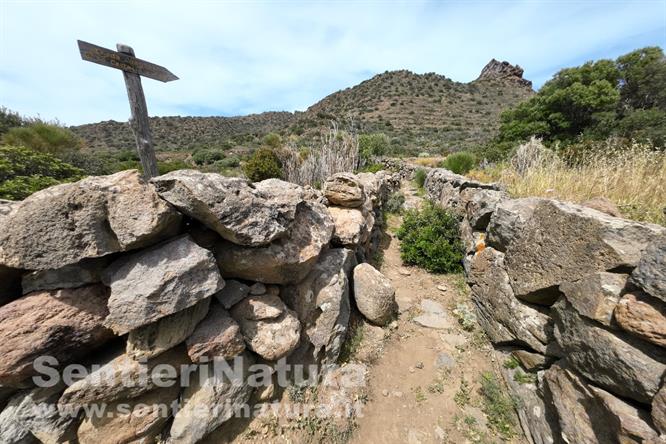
(280, 122, 360, 186)
(470, 138, 666, 226)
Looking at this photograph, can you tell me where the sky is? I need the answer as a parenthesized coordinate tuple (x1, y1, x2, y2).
(1, 0, 665, 126)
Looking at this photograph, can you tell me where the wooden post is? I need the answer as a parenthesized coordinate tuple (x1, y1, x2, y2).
(116, 44, 159, 178)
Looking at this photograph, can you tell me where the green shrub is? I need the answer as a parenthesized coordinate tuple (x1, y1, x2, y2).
(243, 148, 283, 182)
(384, 192, 405, 214)
(0, 175, 63, 200)
(262, 133, 282, 149)
(2, 122, 83, 155)
(158, 160, 190, 174)
(192, 147, 226, 165)
(359, 163, 383, 173)
(359, 133, 389, 162)
(396, 203, 464, 273)
(414, 168, 427, 188)
(0, 107, 23, 136)
(479, 372, 518, 439)
(441, 152, 477, 174)
(215, 156, 240, 169)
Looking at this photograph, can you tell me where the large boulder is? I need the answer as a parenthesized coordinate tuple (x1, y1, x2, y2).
(230, 294, 301, 361)
(356, 171, 397, 206)
(323, 173, 365, 207)
(282, 248, 356, 365)
(614, 292, 666, 348)
(21, 257, 109, 295)
(424, 168, 500, 209)
(103, 235, 224, 335)
(1, 384, 78, 444)
(353, 263, 396, 326)
(77, 385, 180, 444)
(653, 384, 666, 435)
(168, 354, 254, 444)
(631, 233, 666, 302)
(486, 197, 545, 252)
(553, 298, 666, 404)
(126, 298, 211, 360)
(0, 285, 113, 387)
(460, 188, 507, 230)
(152, 171, 303, 246)
(58, 346, 189, 408)
(468, 248, 555, 355)
(185, 303, 246, 363)
(501, 200, 664, 303)
(215, 200, 334, 284)
(0, 170, 181, 270)
(559, 272, 628, 327)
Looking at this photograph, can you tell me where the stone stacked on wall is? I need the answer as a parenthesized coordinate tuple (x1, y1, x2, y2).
(0, 168, 398, 443)
(425, 167, 666, 444)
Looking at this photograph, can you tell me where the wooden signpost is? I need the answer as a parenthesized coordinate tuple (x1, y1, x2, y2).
(77, 40, 178, 178)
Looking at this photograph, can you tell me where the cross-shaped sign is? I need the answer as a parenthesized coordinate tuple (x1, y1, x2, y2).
(78, 40, 178, 178)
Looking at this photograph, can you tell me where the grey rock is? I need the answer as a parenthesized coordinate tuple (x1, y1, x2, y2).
(553, 298, 666, 404)
(503, 200, 664, 302)
(413, 314, 453, 330)
(282, 248, 356, 365)
(168, 354, 254, 444)
(186, 304, 245, 362)
(653, 383, 666, 435)
(559, 272, 628, 327)
(486, 197, 546, 252)
(0, 391, 39, 444)
(323, 172, 365, 207)
(581, 196, 622, 217)
(152, 170, 302, 246)
(468, 248, 555, 355)
(214, 279, 250, 309)
(59, 346, 189, 408)
(353, 263, 396, 326)
(103, 235, 224, 335)
(248, 282, 266, 295)
(0, 170, 181, 270)
(631, 233, 666, 301)
(231, 296, 301, 361)
(328, 206, 369, 247)
(512, 349, 551, 371)
(21, 257, 110, 295)
(435, 353, 455, 369)
(216, 200, 334, 284)
(460, 188, 507, 230)
(126, 297, 211, 360)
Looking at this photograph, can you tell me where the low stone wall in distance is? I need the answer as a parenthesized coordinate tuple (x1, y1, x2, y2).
(425, 168, 666, 444)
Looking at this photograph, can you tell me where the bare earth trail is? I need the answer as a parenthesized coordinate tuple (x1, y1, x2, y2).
(349, 180, 527, 444)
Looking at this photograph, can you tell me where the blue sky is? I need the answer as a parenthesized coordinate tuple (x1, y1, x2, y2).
(1, 0, 665, 125)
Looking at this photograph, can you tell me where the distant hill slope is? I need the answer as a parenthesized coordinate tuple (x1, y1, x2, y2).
(70, 59, 534, 154)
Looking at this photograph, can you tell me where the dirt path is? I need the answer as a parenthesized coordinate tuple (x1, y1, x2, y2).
(349, 181, 527, 444)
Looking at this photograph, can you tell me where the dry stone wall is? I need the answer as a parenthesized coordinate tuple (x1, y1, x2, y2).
(0, 168, 399, 443)
(426, 167, 666, 444)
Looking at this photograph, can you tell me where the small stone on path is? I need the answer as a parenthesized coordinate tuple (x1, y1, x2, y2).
(413, 313, 452, 330)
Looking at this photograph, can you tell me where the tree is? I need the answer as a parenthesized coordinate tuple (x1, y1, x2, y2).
(359, 133, 389, 161)
(243, 148, 283, 182)
(617, 47, 666, 111)
(0, 107, 23, 136)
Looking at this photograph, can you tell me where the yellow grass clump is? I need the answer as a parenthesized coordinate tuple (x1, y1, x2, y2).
(468, 137, 666, 226)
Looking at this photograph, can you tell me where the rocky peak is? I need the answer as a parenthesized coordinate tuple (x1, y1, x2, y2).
(476, 58, 532, 88)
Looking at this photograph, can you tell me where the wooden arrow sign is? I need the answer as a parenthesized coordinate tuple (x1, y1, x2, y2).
(78, 40, 178, 82)
(78, 40, 179, 178)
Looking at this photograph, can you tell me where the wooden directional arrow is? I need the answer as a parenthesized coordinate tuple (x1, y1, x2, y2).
(78, 40, 179, 178)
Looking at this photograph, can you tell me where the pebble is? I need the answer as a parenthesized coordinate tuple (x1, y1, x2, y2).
(382, 389, 390, 397)
(398, 268, 412, 276)
(393, 391, 404, 397)
(435, 352, 456, 369)
(415, 361, 424, 369)
(408, 367, 415, 373)
(437, 285, 447, 292)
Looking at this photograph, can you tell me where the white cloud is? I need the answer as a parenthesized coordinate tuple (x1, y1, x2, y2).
(1, 0, 664, 125)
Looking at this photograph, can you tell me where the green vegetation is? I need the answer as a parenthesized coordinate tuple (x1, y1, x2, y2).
(358, 163, 384, 173)
(2, 122, 83, 155)
(0, 145, 83, 199)
(384, 191, 405, 214)
(243, 148, 283, 182)
(396, 203, 464, 273)
(479, 372, 517, 439)
(191, 147, 227, 165)
(0, 107, 23, 136)
(454, 379, 471, 407)
(414, 168, 427, 188)
(513, 369, 537, 385)
(359, 133, 389, 162)
(441, 151, 477, 174)
(489, 47, 666, 160)
(262, 132, 282, 149)
(503, 356, 520, 369)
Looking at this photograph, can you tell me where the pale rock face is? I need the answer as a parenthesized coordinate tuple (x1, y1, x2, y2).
(352, 263, 396, 326)
(186, 304, 246, 362)
(21, 257, 110, 295)
(230, 295, 301, 361)
(103, 235, 224, 335)
(581, 196, 621, 217)
(631, 233, 666, 302)
(0, 170, 181, 271)
(151, 170, 303, 246)
(126, 298, 212, 360)
(59, 346, 189, 409)
(215, 200, 334, 284)
(486, 197, 545, 252)
(460, 188, 507, 230)
(614, 292, 666, 348)
(559, 272, 628, 326)
(500, 199, 664, 302)
(553, 298, 666, 404)
(282, 248, 356, 365)
(168, 353, 254, 444)
(0, 285, 114, 387)
(323, 173, 365, 208)
(467, 248, 554, 355)
(77, 385, 180, 444)
(328, 206, 369, 247)
(653, 383, 666, 435)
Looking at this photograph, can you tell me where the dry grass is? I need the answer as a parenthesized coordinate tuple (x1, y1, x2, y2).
(409, 157, 444, 168)
(469, 138, 666, 226)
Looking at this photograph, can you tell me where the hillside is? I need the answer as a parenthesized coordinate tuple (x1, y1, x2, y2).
(70, 59, 534, 154)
